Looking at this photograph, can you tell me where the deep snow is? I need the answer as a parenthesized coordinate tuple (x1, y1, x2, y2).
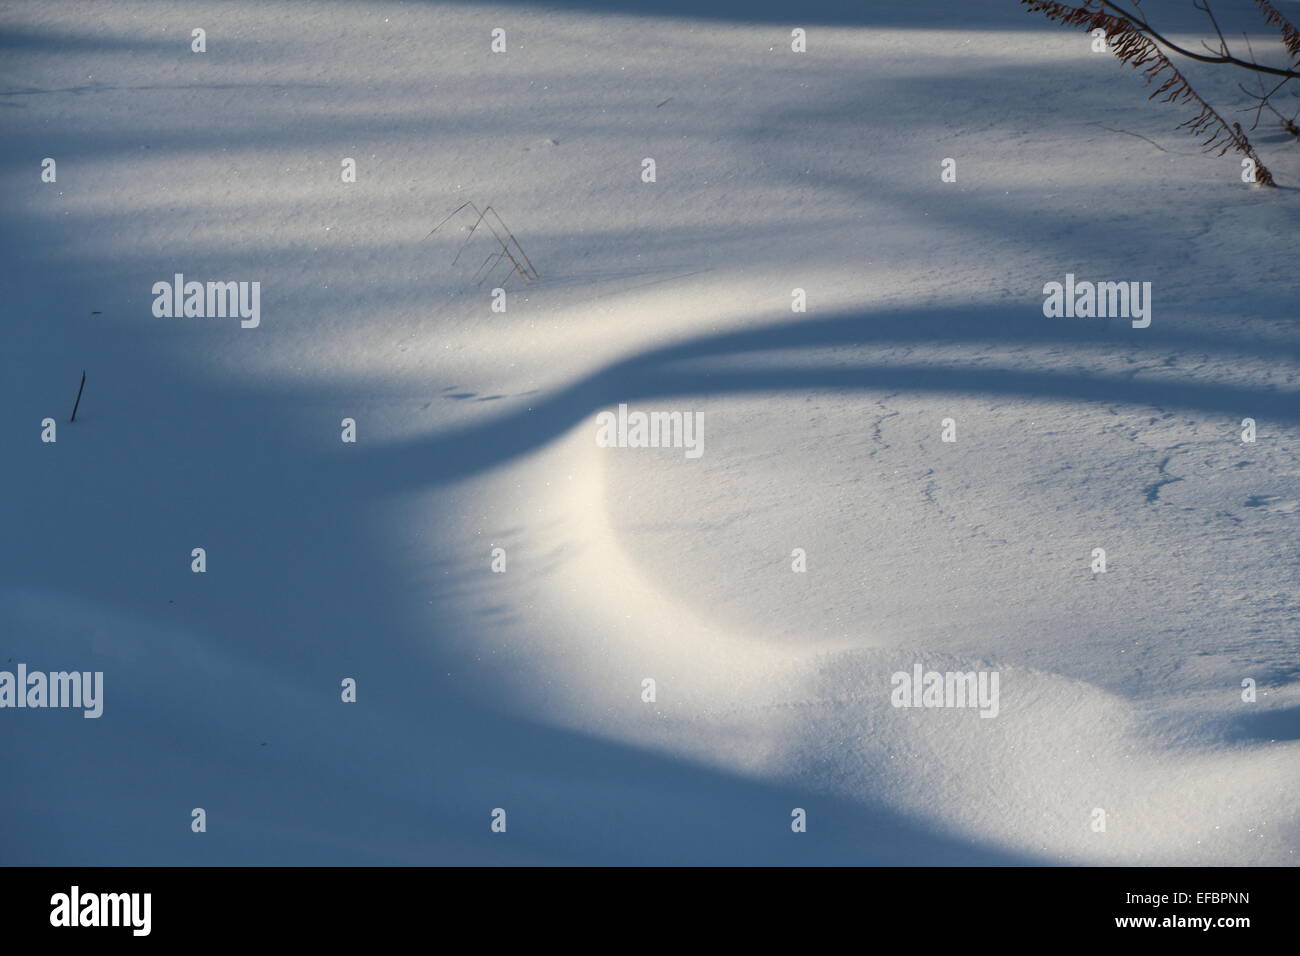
(1, 0, 1297, 865)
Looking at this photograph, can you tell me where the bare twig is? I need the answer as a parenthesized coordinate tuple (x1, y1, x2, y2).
(1096, 0, 1299, 78)
(1194, 0, 1229, 57)
(69, 370, 86, 423)
(1089, 121, 1197, 153)
(1094, 123, 1167, 150)
(1236, 31, 1298, 134)
(1023, 0, 1279, 184)
(425, 201, 539, 281)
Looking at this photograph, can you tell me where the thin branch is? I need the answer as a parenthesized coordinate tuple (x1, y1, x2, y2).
(1236, 31, 1296, 133)
(425, 201, 540, 282)
(424, 201, 475, 240)
(1097, 0, 1299, 78)
(69, 370, 86, 423)
(1194, 0, 1229, 57)
(1088, 121, 1207, 154)
(1023, 1, 1278, 184)
(451, 204, 491, 266)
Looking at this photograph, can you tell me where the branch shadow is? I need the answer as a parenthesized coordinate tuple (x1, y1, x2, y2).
(2, 6, 1296, 866)
(342, 304, 1299, 495)
(1, 352, 1049, 865)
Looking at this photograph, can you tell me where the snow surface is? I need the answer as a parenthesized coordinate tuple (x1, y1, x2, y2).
(1, 0, 1297, 865)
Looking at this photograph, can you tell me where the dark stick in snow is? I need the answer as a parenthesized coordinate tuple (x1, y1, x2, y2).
(69, 370, 86, 423)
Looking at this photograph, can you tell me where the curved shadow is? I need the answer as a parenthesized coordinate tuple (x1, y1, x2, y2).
(1222, 705, 1300, 744)
(343, 304, 1298, 493)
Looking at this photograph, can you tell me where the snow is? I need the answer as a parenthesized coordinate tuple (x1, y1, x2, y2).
(1, 0, 1296, 865)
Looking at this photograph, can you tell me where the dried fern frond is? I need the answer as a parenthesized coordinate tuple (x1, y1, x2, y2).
(1023, 0, 1276, 185)
(1252, 0, 1300, 67)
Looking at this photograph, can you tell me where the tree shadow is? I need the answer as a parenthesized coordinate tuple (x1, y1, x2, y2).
(1, 352, 1048, 865)
(341, 304, 1299, 496)
(2, 6, 1296, 866)
(1220, 705, 1300, 744)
